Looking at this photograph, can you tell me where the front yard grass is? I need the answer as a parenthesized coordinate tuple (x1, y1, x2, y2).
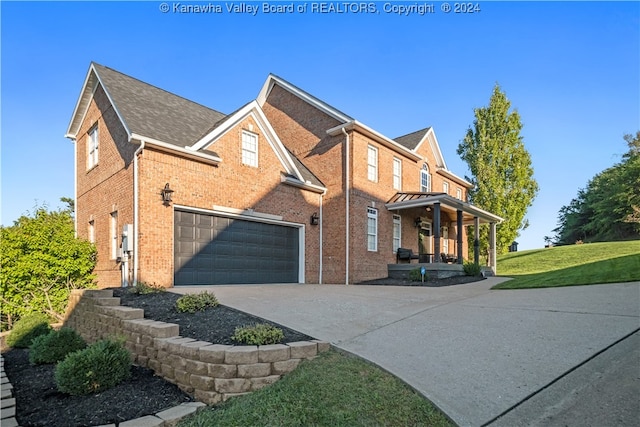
(176, 350, 453, 427)
(494, 240, 640, 289)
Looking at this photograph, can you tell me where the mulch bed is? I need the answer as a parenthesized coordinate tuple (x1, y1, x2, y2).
(2, 289, 312, 427)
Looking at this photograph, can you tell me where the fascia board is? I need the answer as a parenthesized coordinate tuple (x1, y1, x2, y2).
(131, 133, 221, 164)
(257, 74, 352, 123)
(65, 65, 97, 138)
(282, 175, 327, 194)
(327, 121, 422, 162)
(437, 168, 473, 188)
(385, 194, 503, 223)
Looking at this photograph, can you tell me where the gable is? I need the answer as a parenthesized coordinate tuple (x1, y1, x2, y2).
(66, 63, 226, 147)
(189, 101, 325, 193)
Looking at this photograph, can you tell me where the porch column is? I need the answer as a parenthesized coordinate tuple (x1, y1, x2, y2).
(473, 216, 480, 265)
(433, 203, 441, 262)
(489, 222, 497, 274)
(456, 210, 463, 264)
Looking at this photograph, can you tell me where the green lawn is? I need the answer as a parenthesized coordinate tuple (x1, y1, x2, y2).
(176, 350, 453, 427)
(494, 240, 640, 289)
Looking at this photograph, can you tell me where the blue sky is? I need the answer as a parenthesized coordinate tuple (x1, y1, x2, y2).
(2, 1, 639, 250)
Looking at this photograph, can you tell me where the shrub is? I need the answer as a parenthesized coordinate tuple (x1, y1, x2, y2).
(408, 268, 429, 282)
(232, 323, 284, 345)
(129, 282, 165, 295)
(6, 313, 52, 348)
(54, 339, 131, 396)
(29, 327, 86, 365)
(175, 291, 219, 313)
(463, 262, 483, 277)
(1, 204, 96, 330)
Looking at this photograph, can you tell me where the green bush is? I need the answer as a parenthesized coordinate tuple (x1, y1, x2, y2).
(232, 323, 284, 345)
(175, 291, 219, 313)
(54, 339, 131, 396)
(463, 262, 483, 277)
(29, 327, 86, 365)
(408, 268, 429, 282)
(129, 282, 165, 295)
(6, 313, 52, 348)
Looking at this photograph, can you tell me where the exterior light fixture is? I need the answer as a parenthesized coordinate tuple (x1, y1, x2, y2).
(310, 212, 319, 225)
(161, 183, 174, 206)
(414, 217, 422, 228)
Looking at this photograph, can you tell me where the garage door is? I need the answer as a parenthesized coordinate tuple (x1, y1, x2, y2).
(174, 210, 300, 285)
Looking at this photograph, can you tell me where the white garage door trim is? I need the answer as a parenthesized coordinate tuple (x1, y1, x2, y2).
(174, 204, 305, 283)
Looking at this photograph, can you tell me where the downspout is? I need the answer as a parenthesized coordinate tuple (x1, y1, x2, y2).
(132, 140, 145, 286)
(341, 127, 350, 285)
(73, 138, 78, 236)
(319, 192, 323, 285)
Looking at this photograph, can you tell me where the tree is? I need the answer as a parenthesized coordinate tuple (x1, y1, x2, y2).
(457, 84, 538, 257)
(0, 204, 97, 330)
(553, 132, 640, 244)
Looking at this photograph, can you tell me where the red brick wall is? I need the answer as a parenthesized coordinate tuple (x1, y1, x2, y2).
(75, 84, 136, 288)
(136, 115, 321, 287)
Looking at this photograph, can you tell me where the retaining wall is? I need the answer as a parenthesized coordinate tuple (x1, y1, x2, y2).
(63, 289, 329, 404)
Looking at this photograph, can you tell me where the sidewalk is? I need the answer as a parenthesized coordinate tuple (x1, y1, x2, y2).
(172, 279, 640, 426)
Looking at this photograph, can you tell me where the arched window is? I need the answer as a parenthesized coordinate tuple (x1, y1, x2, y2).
(420, 164, 431, 192)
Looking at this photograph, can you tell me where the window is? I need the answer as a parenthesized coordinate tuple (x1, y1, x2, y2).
(420, 164, 431, 192)
(242, 130, 258, 167)
(87, 125, 99, 169)
(367, 207, 378, 251)
(367, 145, 378, 182)
(88, 220, 95, 243)
(393, 215, 401, 253)
(110, 212, 118, 259)
(442, 226, 449, 254)
(442, 181, 449, 195)
(392, 158, 402, 190)
(456, 188, 463, 200)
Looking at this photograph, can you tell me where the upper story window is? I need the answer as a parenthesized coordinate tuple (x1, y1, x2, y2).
(86, 125, 99, 170)
(367, 145, 378, 182)
(367, 207, 378, 252)
(420, 164, 431, 192)
(392, 157, 402, 190)
(442, 181, 449, 195)
(456, 188, 463, 200)
(242, 130, 258, 167)
(88, 220, 95, 243)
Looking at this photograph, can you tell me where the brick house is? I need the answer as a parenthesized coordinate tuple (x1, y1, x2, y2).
(66, 63, 502, 288)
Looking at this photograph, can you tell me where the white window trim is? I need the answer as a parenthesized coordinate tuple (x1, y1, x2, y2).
(456, 188, 463, 200)
(442, 181, 449, 195)
(367, 145, 378, 182)
(87, 125, 99, 170)
(393, 157, 402, 190)
(110, 212, 118, 260)
(393, 214, 401, 253)
(367, 207, 378, 252)
(241, 130, 258, 167)
(420, 164, 431, 192)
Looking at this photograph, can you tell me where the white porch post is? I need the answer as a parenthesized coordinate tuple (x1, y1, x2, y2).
(489, 222, 497, 274)
(473, 216, 480, 265)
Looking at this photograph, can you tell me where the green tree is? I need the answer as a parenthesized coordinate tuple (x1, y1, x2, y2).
(1, 203, 96, 330)
(457, 84, 539, 257)
(553, 132, 640, 244)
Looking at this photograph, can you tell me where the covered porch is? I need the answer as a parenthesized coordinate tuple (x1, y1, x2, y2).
(386, 192, 504, 274)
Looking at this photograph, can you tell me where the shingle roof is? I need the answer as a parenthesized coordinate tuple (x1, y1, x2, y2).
(92, 63, 226, 147)
(394, 127, 432, 150)
(285, 148, 325, 188)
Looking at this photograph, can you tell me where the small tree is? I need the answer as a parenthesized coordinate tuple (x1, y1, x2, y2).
(1, 203, 96, 330)
(457, 84, 539, 257)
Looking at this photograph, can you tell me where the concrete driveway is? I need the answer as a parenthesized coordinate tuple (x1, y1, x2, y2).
(171, 279, 640, 426)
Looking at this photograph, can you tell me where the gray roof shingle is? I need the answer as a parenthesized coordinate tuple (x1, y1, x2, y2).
(394, 127, 431, 150)
(93, 63, 226, 147)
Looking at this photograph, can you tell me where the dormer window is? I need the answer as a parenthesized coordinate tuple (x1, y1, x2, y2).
(87, 125, 99, 170)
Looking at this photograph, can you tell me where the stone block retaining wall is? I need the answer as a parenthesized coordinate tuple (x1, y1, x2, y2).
(63, 289, 329, 404)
